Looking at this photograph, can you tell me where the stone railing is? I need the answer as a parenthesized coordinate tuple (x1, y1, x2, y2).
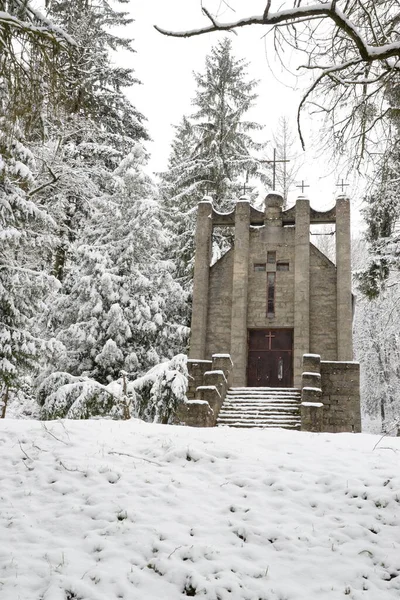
(178, 354, 233, 427)
(320, 361, 361, 433)
(300, 354, 324, 432)
(300, 353, 361, 433)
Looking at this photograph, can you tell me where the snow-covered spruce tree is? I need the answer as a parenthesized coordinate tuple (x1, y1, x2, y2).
(131, 354, 188, 424)
(37, 353, 189, 422)
(160, 38, 269, 293)
(32, 0, 149, 282)
(0, 5, 73, 417)
(159, 117, 199, 293)
(37, 372, 128, 420)
(47, 144, 188, 385)
(46, 0, 148, 146)
(0, 123, 60, 417)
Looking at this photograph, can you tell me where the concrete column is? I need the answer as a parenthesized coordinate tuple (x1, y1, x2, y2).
(336, 195, 353, 360)
(264, 192, 284, 245)
(189, 200, 213, 359)
(264, 192, 283, 227)
(230, 199, 250, 386)
(294, 197, 310, 387)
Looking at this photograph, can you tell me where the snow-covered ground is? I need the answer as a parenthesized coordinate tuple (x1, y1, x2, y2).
(1, 420, 399, 600)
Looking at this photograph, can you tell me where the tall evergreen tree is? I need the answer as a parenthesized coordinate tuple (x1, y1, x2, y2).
(34, 0, 149, 282)
(48, 144, 188, 384)
(0, 2, 73, 416)
(160, 38, 269, 293)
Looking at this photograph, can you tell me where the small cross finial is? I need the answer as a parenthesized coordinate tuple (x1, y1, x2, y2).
(243, 171, 249, 195)
(204, 180, 216, 197)
(336, 179, 349, 193)
(296, 180, 310, 194)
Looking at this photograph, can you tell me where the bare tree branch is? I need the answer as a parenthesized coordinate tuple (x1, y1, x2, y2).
(29, 162, 61, 197)
(155, 2, 400, 63)
(155, 1, 400, 161)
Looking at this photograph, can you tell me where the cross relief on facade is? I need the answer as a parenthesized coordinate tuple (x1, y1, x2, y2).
(265, 331, 275, 350)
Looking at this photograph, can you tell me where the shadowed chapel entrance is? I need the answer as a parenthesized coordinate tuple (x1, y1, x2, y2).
(247, 329, 293, 387)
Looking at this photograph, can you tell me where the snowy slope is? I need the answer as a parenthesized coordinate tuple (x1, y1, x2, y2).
(1, 420, 400, 600)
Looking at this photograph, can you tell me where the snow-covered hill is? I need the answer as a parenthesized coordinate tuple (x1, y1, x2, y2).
(1, 420, 399, 600)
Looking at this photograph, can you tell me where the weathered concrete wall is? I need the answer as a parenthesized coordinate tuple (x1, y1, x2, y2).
(320, 361, 361, 432)
(183, 355, 233, 427)
(205, 250, 233, 358)
(247, 226, 295, 329)
(310, 245, 337, 360)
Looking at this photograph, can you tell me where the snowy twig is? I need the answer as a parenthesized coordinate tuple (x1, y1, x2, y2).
(29, 162, 60, 197)
(58, 420, 71, 441)
(19, 441, 32, 462)
(108, 451, 163, 466)
(58, 459, 85, 473)
(42, 423, 69, 445)
(372, 421, 400, 450)
(167, 545, 184, 558)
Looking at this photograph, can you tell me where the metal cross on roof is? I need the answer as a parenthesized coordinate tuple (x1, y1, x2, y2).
(259, 148, 290, 190)
(296, 180, 310, 194)
(243, 171, 249, 195)
(336, 179, 349, 193)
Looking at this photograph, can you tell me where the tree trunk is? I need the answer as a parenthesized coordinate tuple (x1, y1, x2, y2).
(1, 385, 9, 419)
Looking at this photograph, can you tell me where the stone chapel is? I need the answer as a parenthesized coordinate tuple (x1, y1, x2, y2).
(181, 192, 361, 433)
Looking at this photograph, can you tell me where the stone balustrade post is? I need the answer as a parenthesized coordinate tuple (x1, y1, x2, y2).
(212, 354, 233, 388)
(301, 353, 324, 432)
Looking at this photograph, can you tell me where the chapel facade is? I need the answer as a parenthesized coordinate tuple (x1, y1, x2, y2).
(182, 192, 361, 433)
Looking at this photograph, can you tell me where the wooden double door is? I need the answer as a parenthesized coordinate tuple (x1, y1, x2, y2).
(247, 329, 293, 387)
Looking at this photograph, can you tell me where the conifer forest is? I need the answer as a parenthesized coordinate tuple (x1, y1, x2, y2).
(1, 0, 400, 432)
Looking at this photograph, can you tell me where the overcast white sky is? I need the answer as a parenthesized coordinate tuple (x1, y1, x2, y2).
(122, 0, 363, 217)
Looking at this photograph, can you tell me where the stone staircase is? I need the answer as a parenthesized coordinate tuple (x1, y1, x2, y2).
(217, 387, 301, 429)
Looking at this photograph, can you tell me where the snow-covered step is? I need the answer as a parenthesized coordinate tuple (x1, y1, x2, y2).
(217, 387, 301, 430)
(219, 409, 299, 414)
(218, 422, 301, 429)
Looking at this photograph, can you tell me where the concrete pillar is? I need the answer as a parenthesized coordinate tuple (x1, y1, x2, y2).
(294, 197, 310, 387)
(189, 200, 213, 359)
(264, 192, 284, 245)
(230, 199, 250, 386)
(336, 195, 353, 360)
(264, 192, 283, 227)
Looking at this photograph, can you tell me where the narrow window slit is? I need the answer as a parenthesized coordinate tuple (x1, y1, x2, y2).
(267, 272, 276, 317)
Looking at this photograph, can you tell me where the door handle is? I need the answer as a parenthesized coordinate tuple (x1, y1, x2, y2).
(256, 356, 261, 381)
(278, 357, 283, 381)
